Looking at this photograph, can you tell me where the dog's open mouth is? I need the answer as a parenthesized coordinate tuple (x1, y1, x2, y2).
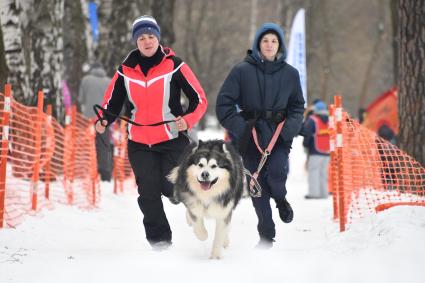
(198, 178, 218, 191)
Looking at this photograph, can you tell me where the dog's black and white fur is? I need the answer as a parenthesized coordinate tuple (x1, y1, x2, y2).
(168, 140, 246, 259)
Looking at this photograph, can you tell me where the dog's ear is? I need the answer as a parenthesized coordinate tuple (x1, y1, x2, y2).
(193, 139, 204, 152)
(222, 143, 228, 153)
(192, 144, 199, 153)
(222, 143, 233, 161)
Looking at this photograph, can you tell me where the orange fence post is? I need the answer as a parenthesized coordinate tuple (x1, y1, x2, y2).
(68, 106, 77, 204)
(63, 107, 76, 205)
(335, 95, 346, 232)
(64, 109, 71, 203)
(90, 122, 97, 206)
(112, 121, 128, 194)
(113, 122, 120, 194)
(31, 91, 44, 211)
(119, 121, 126, 193)
(0, 84, 12, 228)
(44, 105, 52, 200)
(328, 104, 339, 221)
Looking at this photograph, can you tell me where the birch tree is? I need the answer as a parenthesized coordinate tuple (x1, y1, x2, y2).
(0, 0, 31, 102)
(0, 0, 65, 120)
(30, 0, 64, 119)
(96, 1, 140, 76)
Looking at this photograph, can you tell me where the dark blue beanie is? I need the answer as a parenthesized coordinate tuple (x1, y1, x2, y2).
(132, 15, 161, 42)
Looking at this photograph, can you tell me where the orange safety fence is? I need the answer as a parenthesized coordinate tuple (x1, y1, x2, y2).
(111, 120, 135, 194)
(0, 84, 100, 228)
(329, 95, 425, 232)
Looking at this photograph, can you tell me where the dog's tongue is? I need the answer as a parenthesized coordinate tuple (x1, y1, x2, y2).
(199, 181, 211, 191)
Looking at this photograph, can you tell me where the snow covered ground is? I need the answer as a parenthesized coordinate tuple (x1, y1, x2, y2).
(1, 134, 425, 283)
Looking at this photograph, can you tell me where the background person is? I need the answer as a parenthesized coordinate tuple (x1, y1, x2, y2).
(302, 101, 330, 199)
(79, 62, 113, 181)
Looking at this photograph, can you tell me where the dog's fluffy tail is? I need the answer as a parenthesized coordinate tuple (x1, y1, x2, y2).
(167, 166, 179, 184)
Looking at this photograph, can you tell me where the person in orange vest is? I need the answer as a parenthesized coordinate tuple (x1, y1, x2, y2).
(302, 101, 330, 199)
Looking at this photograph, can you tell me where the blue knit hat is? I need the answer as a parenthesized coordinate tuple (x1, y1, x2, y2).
(132, 15, 161, 42)
(313, 101, 327, 112)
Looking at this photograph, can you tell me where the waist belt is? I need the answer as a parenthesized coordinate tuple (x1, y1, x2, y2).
(240, 110, 286, 124)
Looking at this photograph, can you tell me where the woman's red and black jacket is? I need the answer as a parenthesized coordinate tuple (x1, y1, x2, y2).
(101, 47, 207, 145)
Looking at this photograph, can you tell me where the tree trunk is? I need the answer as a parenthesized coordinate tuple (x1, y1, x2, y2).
(398, 0, 425, 166)
(358, 0, 386, 110)
(0, 0, 31, 103)
(249, 0, 257, 44)
(63, 0, 87, 107)
(0, 0, 65, 119)
(28, 0, 64, 119)
(96, 0, 175, 75)
(318, 0, 331, 103)
(151, 0, 175, 47)
(390, 0, 399, 87)
(0, 14, 8, 88)
(96, 1, 136, 77)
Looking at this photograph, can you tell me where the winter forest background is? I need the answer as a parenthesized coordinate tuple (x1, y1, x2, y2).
(0, 0, 424, 165)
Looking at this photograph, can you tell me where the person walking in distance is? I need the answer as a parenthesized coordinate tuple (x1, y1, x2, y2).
(79, 62, 113, 181)
(302, 101, 330, 199)
(95, 15, 207, 249)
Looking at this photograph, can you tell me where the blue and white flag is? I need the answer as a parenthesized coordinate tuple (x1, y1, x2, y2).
(89, 1, 99, 43)
(287, 9, 307, 105)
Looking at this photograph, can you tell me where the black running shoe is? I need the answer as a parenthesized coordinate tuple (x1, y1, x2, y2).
(255, 236, 275, 249)
(276, 198, 294, 223)
(151, 240, 172, 251)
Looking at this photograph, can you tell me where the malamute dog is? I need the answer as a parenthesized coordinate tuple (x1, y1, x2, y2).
(168, 140, 246, 259)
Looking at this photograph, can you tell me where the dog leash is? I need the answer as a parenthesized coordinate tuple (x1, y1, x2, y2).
(247, 120, 285, 197)
(243, 168, 262, 197)
(93, 104, 196, 144)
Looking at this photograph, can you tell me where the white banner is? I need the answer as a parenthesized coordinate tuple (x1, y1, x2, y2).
(287, 9, 307, 105)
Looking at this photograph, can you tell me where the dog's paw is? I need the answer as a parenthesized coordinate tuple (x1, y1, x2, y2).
(186, 211, 193, 226)
(223, 236, 229, 249)
(168, 195, 180, 205)
(194, 227, 208, 241)
(209, 250, 221, 260)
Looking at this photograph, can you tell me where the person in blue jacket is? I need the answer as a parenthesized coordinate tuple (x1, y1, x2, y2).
(216, 23, 305, 247)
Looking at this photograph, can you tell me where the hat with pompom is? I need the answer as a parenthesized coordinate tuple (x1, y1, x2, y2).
(132, 15, 161, 42)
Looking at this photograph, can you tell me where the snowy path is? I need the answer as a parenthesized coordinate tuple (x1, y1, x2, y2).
(1, 137, 424, 283)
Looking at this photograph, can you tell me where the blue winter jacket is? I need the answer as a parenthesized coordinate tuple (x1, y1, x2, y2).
(216, 23, 305, 151)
